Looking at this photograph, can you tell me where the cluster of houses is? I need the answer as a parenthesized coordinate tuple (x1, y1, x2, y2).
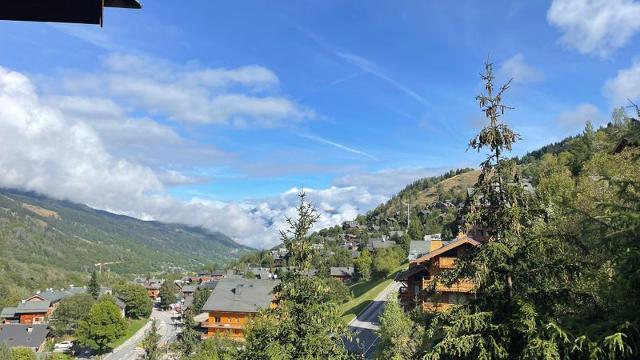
(0, 286, 124, 352)
(175, 264, 356, 340)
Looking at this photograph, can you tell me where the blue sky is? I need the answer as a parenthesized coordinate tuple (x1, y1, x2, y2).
(0, 0, 638, 247)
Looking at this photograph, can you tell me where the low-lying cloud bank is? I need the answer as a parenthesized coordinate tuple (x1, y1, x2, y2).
(0, 65, 423, 248)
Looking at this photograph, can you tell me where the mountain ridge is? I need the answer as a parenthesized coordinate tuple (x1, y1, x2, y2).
(0, 188, 251, 306)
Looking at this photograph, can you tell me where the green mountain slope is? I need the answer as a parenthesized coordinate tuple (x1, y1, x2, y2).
(0, 189, 251, 305)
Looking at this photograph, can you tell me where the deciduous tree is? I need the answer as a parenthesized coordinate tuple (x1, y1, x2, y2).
(50, 293, 95, 337)
(75, 299, 127, 353)
(115, 283, 152, 319)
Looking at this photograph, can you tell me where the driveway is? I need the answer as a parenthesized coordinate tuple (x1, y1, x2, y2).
(103, 308, 180, 360)
(344, 281, 401, 359)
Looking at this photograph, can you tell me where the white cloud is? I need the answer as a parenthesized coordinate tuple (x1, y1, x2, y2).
(0, 65, 395, 249)
(555, 103, 604, 130)
(497, 54, 545, 84)
(43, 95, 224, 169)
(547, 0, 640, 57)
(60, 53, 313, 126)
(333, 167, 450, 196)
(602, 59, 640, 106)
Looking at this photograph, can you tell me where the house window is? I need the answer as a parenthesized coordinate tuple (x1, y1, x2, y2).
(448, 293, 469, 305)
(214, 316, 221, 323)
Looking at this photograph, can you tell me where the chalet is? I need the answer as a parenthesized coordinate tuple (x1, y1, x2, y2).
(342, 221, 360, 230)
(399, 234, 480, 312)
(330, 267, 354, 283)
(11, 301, 50, 325)
(343, 233, 357, 241)
(0, 324, 50, 352)
(181, 285, 198, 298)
(1, 286, 112, 324)
(201, 279, 278, 340)
(367, 236, 395, 252)
(143, 279, 163, 299)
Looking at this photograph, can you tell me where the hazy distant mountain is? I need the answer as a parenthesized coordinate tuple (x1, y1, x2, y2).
(0, 189, 251, 305)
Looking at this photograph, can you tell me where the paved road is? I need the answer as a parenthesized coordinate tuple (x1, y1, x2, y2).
(344, 281, 401, 359)
(103, 308, 180, 360)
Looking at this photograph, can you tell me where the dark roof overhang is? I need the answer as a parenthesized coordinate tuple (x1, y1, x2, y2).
(0, 0, 141, 26)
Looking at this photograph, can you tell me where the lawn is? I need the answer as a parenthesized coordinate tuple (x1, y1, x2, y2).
(110, 318, 149, 349)
(340, 263, 407, 323)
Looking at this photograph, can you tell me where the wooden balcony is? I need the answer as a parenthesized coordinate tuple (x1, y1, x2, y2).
(437, 257, 457, 269)
(422, 301, 454, 313)
(422, 278, 474, 293)
(200, 321, 244, 330)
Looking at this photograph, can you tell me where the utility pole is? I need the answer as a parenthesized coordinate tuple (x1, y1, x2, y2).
(403, 201, 410, 229)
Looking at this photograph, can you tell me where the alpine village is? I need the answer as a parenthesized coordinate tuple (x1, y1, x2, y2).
(0, 1, 639, 360)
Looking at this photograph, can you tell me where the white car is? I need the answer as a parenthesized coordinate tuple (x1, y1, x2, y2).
(54, 341, 73, 352)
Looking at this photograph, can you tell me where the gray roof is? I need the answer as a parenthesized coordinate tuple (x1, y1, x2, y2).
(201, 279, 277, 313)
(28, 286, 108, 304)
(408, 240, 431, 261)
(367, 238, 395, 251)
(16, 301, 50, 314)
(0, 307, 17, 318)
(198, 281, 219, 290)
(0, 324, 49, 349)
(330, 267, 354, 277)
(181, 285, 198, 293)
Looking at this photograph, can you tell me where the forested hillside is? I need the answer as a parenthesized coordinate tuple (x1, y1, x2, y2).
(373, 64, 640, 359)
(0, 189, 251, 307)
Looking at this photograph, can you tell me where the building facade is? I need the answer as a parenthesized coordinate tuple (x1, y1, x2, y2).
(399, 234, 480, 312)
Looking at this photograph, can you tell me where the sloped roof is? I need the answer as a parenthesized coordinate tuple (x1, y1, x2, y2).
(0, 324, 49, 349)
(201, 279, 277, 313)
(367, 238, 395, 251)
(0, 307, 17, 318)
(181, 285, 198, 293)
(412, 235, 480, 265)
(408, 240, 430, 260)
(16, 301, 50, 314)
(330, 267, 354, 277)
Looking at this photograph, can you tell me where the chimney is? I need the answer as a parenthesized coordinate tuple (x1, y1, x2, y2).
(27, 327, 33, 333)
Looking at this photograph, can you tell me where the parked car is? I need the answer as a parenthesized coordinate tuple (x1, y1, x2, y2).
(54, 340, 73, 352)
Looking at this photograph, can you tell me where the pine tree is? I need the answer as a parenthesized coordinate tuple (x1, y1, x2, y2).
(422, 61, 549, 359)
(178, 307, 199, 357)
(280, 189, 319, 272)
(88, 270, 100, 299)
(242, 189, 352, 359)
(140, 320, 162, 360)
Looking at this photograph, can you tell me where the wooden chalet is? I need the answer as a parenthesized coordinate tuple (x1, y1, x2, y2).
(398, 234, 480, 312)
(201, 279, 278, 340)
(330, 267, 354, 283)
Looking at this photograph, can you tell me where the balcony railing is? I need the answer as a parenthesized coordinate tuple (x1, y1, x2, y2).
(200, 321, 244, 329)
(422, 278, 474, 293)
